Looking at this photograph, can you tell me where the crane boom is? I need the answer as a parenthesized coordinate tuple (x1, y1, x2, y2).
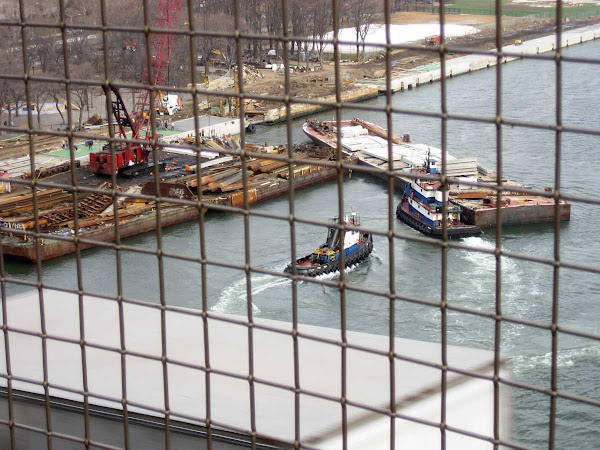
(132, 0, 183, 140)
(131, 0, 184, 141)
(91, 0, 184, 175)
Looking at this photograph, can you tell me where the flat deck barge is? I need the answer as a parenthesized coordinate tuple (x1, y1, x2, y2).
(1, 144, 349, 261)
(303, 119, 570, 229)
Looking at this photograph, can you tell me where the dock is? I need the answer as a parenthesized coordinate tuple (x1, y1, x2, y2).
(263, 84, 379, 123)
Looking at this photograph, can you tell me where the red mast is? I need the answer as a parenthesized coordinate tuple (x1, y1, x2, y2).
(130, 0, 184, 141)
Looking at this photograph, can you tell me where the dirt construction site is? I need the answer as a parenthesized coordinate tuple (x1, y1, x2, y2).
(2, 11, 600, 159)
(236, 13, 600, 111)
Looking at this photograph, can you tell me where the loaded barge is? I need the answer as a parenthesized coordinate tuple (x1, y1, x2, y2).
(303, 119, 570, 233)
(1, 143, 351, 261)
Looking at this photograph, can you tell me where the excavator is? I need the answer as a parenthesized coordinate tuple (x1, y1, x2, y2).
(89, 0, 184, 176)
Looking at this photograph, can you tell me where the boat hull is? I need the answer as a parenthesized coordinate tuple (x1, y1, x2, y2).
(284, 235, 373, 276)
(396, 197, 481, 239)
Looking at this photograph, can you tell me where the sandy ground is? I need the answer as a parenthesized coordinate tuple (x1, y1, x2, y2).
(230, 14, 599, 111)
(387, 11, 497, 25)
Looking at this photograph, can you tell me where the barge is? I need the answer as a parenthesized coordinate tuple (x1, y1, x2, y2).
(284, 213, 373, 276)
(1, 144, 352, 262)
(303, 119, 570, 229)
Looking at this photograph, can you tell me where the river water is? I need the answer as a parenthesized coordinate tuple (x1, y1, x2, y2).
(5, 40, 600, 447)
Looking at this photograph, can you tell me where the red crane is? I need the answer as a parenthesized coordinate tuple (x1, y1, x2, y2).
(90, 0, 184, 175)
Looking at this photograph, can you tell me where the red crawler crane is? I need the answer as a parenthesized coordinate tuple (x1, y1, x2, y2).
(90, 0, 184, 175)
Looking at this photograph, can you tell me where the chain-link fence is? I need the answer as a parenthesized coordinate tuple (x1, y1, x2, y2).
(1, 0, 599, 448)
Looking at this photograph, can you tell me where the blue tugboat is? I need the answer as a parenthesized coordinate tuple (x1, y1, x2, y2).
(284, 213, 373, 276)
(396, 157, 481, 239)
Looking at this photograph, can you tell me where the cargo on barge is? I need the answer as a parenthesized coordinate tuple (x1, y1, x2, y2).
(303, 119, 570, 230)
(1, 144, 352, 262)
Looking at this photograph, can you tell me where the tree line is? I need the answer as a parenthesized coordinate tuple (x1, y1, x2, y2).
(0, 0, 381, 133)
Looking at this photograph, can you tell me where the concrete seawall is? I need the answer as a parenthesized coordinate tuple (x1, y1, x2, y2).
(264, 84, 379, 123)
(364, 24, 600, 93)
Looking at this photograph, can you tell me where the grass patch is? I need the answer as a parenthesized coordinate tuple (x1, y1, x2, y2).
(438, 0, 600, 19)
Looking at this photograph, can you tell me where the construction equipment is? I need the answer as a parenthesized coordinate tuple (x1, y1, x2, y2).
(210, 49, 227, 67)
(123, 40, 138, 52)
(425, 35, 442, 46)
(162, 94, 183, 115)
(90, 0, 184, 175)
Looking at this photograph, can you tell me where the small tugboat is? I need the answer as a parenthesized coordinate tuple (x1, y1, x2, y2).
(284, 213, 373, 276)
(396, 156, 482, 239)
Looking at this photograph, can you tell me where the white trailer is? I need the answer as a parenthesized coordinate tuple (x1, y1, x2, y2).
(162, 94, 183, 115)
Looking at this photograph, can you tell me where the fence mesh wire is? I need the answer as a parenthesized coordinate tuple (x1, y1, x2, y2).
(0, 0, 599, 448)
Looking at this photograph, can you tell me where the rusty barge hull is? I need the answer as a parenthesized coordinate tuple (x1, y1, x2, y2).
(459, 201, 571, 228)
(1, 167, 342, 262)
(1, 206, 203, 261)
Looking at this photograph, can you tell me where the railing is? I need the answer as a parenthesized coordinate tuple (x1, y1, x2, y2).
(1, 0, 599, 448)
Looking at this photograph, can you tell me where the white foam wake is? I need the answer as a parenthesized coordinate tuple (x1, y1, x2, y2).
(211, 268, 291, 314)
(314, 254, 373, 280)
(510, 345, 600, 374)
(460, 236, 517, 271)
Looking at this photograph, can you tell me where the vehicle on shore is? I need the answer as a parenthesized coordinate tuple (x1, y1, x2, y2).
(284, 213, 373, 276)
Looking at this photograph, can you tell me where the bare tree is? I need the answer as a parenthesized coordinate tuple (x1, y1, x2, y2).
(28, 28, 62, 73)
(8, 81, 25, 122)
(70, 63, 96, 129)
(195, 12, 245, 76)
(68, 0, 100, 25)
(48, 82, 66, 126)
(348, 0, 378, 60)
(262, 0, 283, 57)
(310, 0, 332, 65)
(289, 0, 310, 62)
(0, 78, 9, 136)
(29, 82, 52, 128)
(5, 59, 25, 123)
(240, 0, 262, 59)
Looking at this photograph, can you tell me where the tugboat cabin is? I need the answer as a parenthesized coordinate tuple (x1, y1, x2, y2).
(405, 174, 463, 228)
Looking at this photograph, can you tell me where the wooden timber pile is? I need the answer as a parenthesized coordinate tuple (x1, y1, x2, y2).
(180, 146, 336, 194)
(0, 182, 118, 235)
(2, 155, 81, 179)
(0, 189, 75, 218)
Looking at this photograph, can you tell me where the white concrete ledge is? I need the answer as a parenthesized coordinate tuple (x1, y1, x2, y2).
(0, 289, 511, 448)
(369, 24, 600, 93)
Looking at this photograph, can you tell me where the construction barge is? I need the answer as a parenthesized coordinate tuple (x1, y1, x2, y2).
(303, 119, 571, 230)
(1, 143, 349, 261)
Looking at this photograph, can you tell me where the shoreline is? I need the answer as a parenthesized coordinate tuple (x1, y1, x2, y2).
(361, 24, 600, 93)
(250, 22, 600, 123)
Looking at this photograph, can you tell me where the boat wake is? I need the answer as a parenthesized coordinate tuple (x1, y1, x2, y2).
(315, 254, 373, 280)
(460, 236, 517, 271)
(370, 251, 384, 264)
(510, 345, 600, 374)
(211, 267, 291, 314)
